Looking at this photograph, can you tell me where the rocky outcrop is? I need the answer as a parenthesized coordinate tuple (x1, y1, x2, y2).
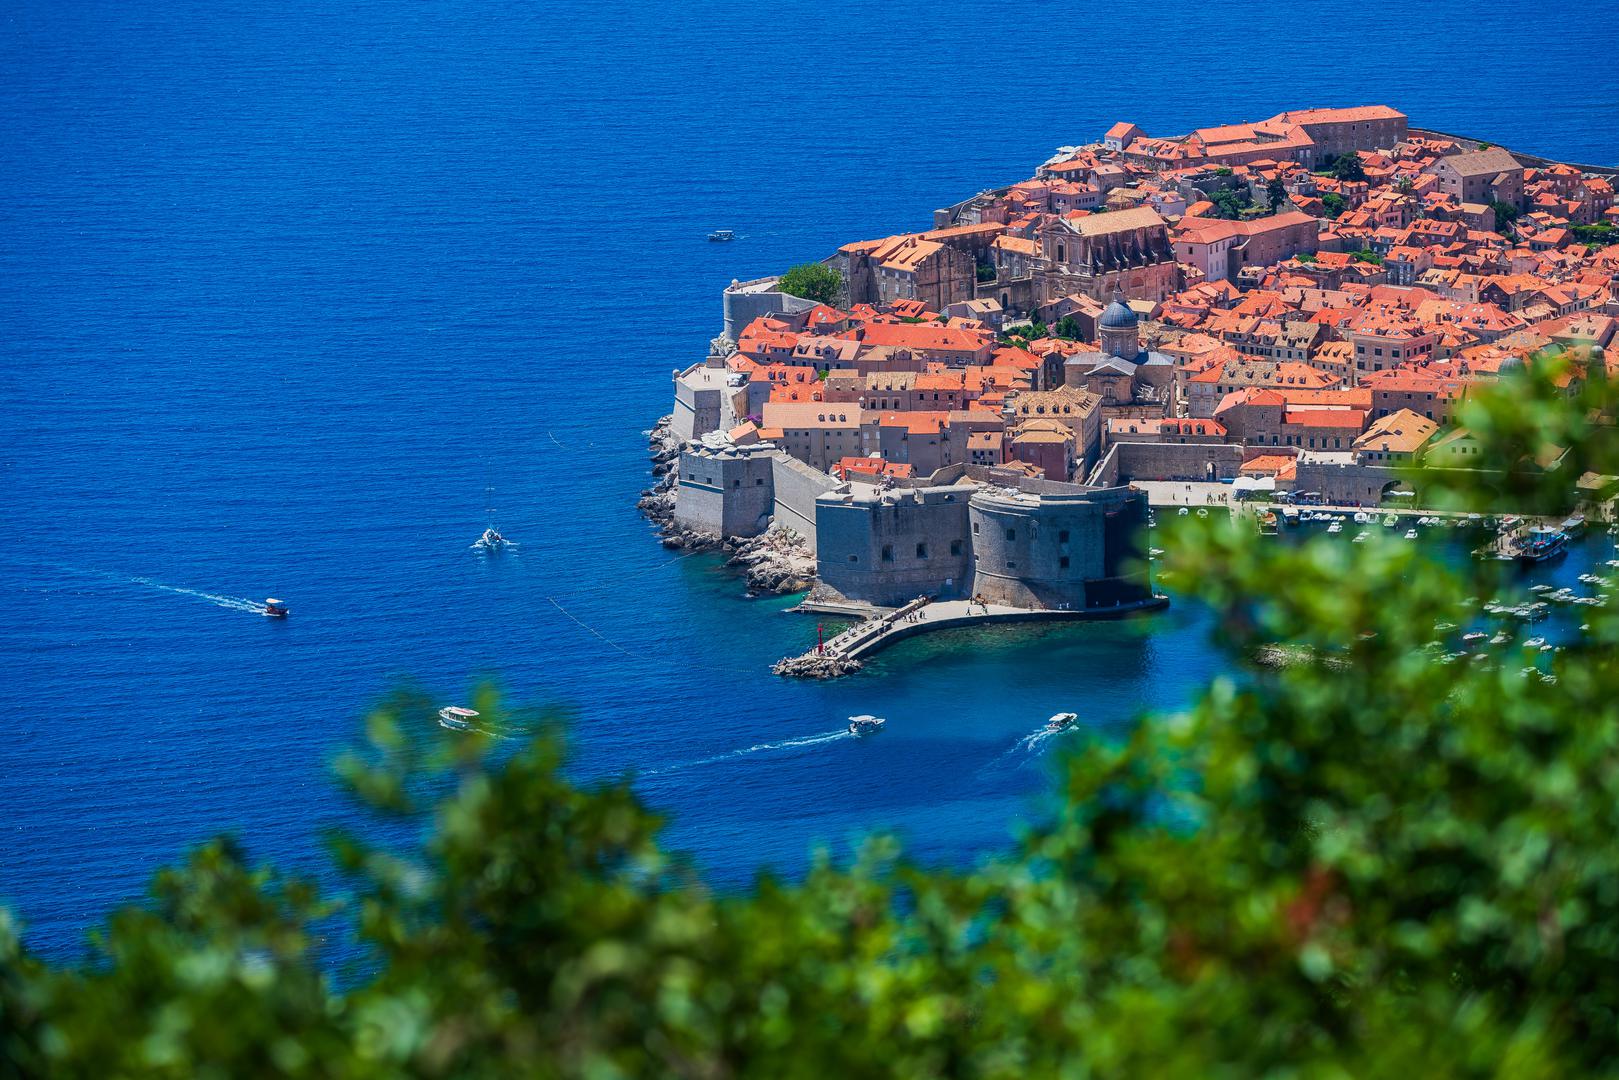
(725, 526, 817, 596)
(772, 653, 863, 679)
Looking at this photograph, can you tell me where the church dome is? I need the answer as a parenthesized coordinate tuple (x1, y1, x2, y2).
(1099, 298, 1137, 330)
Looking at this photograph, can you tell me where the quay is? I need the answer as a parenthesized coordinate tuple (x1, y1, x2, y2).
(774, 593, 1169, 678)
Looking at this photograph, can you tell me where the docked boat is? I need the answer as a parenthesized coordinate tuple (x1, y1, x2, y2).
(1404, 529, 1419, 540)
(1560, 514, 1587, 538)
(1515, 527, 1568, 564)
(1327, 522, 1343, 534)
(1353, 511, 1370, 524)
(1462, 631, 1488, 645)
(1523, 637, 1547, 650)
(707, 228, 736, 242)
(1383, 514, 1398, 527)
(1045, 711, 1078, 733)
(1489, 632, 1511, 645)
(1196, 508, 1209, 519)
(1353, 531, 1369, 544)
(438, 706, 478, 731)
(1178, 507, 1189, 516)
(848, 714, 885, 736)
(263, 598, 289, 618)
(1257, 510, 1278, 535)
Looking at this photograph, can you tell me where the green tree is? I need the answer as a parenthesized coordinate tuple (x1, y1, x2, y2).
(1490, 200, 1521, 238)
(1330, 152, 1367, 182)
(1209, 187, 1253, 220)
(1322, 192, 1348, 219)
(777, 263, 843, 306)
(1052, 315, 1083, 341)
(6, 356, 1619, 1076)
(1266, 177, 1287, 212)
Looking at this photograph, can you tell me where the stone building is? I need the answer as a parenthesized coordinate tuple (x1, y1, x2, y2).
(1038, 207, 1178, 302)
(1427, 147, 1525, 210)
(815, 482, 976, 607)
(834, 233, 977, 312)
(1172, 211, 1320, 284)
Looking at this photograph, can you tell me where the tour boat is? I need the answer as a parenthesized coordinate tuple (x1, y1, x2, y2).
(1515, 527, 1568, 564)
(474, 527, 508, 551)
(263, 598, 288, 618)
(848, 714, 885, 736)
(1257, 510, 1278, 535)
(707, 229, 736, 242)
(438, 706, 479, 731)
(1045, 712, 1078, 733)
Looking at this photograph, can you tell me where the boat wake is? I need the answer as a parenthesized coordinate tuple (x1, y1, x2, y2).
(126, 577, 268, 614)
(646, 728, 852, 776)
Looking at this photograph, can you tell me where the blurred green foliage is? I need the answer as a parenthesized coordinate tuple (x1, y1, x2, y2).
(4, 358, 1619, 1077)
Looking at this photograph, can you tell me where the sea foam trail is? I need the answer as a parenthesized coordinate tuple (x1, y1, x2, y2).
(128, 577, 267, 614)
(645, 728, 853, 776)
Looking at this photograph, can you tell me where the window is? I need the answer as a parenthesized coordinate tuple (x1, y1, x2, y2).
(848, 555, 859, 563)
(1058, 530, 1070, 542)
(756, 478, 765, 485)
(733, 479, 741, 487)
(950, 540, 962, 556)
(1006, 528, 1016, 541)
(881, 545, 894, 562)
(972, 522, 980, 534)
(1006, 561, 1017, 570)
(916, 543, 928, 559)
(1059, 556, 1071, 569)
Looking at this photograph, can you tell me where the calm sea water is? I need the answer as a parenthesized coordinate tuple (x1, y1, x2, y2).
(4, 0, 1616, 959)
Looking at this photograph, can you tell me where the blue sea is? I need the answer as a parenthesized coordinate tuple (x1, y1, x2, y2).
(4, 0, 1616, 959)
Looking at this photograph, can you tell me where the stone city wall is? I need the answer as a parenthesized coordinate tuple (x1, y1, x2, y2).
(771, 452, 840, 552)
(815, 484, 974, 607)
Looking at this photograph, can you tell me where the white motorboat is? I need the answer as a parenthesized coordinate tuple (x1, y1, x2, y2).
(1327, 522, 1343, 534)
(1461, 631, 1487, 645)
(1523, 637, 1547, 650)
(438, 706, 479, 731)
(1196, 508, 1209, 519)
(1489, 632, 1511, 645)
(1404, 529, 1419, 540)
(1178, 507, 1189, 516)
(848, 714, 885, 736)
(1045, 712, 1078, 733)
(1353, 511, 1370, 524)
(474, 527, 510, 551)
(263, 598, 289, 618)
(1353, 531, 1369, 543)
(1383, 514, 1399, 527)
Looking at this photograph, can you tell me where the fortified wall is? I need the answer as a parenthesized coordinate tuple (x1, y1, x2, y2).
(672, 440, 777, 540)
(815, 483, 975, 607)
(771, 453, 840, 552)
(1088, 440, 1246, 486)
(967, 482, 1152, 610)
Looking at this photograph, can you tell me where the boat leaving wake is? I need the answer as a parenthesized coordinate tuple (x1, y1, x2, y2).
(646, 728, 852, 776)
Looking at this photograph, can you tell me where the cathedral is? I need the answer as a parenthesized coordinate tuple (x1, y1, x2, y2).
(1061, 290, 1175, 408)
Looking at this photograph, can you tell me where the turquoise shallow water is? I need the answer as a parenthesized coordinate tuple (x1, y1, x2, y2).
(3, 0, 1616, 958)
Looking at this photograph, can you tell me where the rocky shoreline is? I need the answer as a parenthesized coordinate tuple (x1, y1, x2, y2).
(637, 416, 819, 596)
(771, 652, 863, 679)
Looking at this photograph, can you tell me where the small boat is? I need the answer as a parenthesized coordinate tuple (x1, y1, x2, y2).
(1383, 514, 1398, 527)
(1523, 637, 1547, 649)
(1462, 631, 1488, 645)
(1434, 621, 1457, 633)
(1489, 632, 1511, 645)
(1257, 511, 1278, 536)
(1178, 507, 1189, 517)
(848, 714, 885, 736)
(263, 598, 289, 618)
(1404, 529, 1419, 540)
(1353, 532, 1369, 544)
(474, 527, 509, 551)
(1196, 508, 1209, 519)
(438, 706, 479, 731)
(707, 229, 736, 242)
(1353, 511, 1370, 524)
(1045, 712, 1078, 733)
(1327, 522, 1343, 534)
(1530, 584, 1555, 594)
